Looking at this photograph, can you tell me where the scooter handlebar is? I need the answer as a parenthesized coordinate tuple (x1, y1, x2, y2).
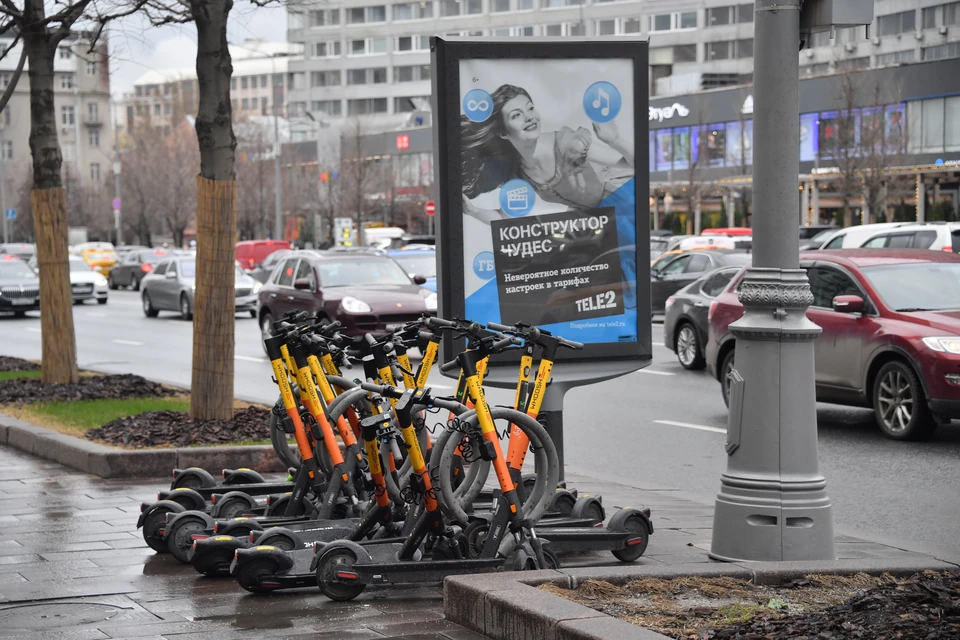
(559, 337, 584, 350)
(486, 321, 513, 333)
(440, 359, 460, 374)
(427, 317, 458, 329)
(493, 336, 521, 351)
(359, 382, 404, 399)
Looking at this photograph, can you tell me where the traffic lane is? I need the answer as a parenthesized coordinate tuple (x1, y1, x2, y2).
(561, 343, 960, 555)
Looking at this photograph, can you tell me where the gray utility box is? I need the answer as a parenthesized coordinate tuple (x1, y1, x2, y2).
(800, 0, 874, 35)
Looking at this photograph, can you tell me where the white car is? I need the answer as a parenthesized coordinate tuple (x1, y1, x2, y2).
(816, 222, 915, 249)
(857, 222, 960, 253)
(28, 256, 109, 304)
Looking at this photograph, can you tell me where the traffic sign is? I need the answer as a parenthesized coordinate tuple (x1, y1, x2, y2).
(112, 197, 121, 210)
(424, 201, 435, 216)
(4, 209, 15, 220)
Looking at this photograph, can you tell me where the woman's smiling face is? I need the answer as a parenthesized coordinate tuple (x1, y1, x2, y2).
(501, 95, 540, 143)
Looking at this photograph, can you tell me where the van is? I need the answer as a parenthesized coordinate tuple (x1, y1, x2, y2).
(235, 240, 291, 270)
(857, 222, 960, 253)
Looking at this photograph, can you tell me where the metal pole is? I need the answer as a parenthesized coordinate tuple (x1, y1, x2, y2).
(0, 125, 8, 244)
(113, 102, 122, 245)
(916, 174, 925, 222)
(316, 120, 323, 247)
(273, 86, 283, 241)
(710, 0, 834, 563)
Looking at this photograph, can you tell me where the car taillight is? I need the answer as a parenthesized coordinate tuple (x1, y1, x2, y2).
(942, 244, 953, 252)
(708, 300, 719, 321)
(141, 264, 153, 273)
(665, 297, 675, 310)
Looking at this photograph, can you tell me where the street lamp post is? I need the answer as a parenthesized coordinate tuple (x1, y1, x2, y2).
(0, 124, 8, 243)
(273, 95, 282, 241)
(113, 101, 122, 246)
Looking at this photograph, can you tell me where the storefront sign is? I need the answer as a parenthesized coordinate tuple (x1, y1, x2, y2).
(649, 103, 690, 122)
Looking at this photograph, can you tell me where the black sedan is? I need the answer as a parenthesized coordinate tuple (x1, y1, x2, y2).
(108, 248, 173, 290)
(663, 266, 744, 369)
(650, 249, 751, 315)
(0, 257, 40, 317)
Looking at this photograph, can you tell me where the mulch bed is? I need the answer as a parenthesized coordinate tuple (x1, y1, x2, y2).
(0, 373, 178, 405)
(545, 571, 960, 640)
(86, 406, 272, 448)
(0, 356, 40, 371)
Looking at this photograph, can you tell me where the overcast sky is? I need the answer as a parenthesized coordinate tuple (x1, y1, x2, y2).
(107, 2, 288, 98)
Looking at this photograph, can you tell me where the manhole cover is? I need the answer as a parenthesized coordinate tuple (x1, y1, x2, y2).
(0, 602, 130, 630)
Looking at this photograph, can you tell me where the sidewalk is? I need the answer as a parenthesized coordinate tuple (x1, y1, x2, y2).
(0, 442, 955, 640)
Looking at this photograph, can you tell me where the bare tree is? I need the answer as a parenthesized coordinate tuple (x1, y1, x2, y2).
(235, 118, 274, 240)
(338, 118, 389, 246)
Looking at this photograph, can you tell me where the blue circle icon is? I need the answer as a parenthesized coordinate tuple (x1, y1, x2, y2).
(463, 89, 494, 122)
(583, 81, 622, 123)
(498, 179, 536, 217)
(473, 251, 495, 280)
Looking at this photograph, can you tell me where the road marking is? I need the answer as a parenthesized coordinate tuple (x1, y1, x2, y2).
(652, 341, 665, 347)
(654, 419, 726, 434)
(636, 369, 675, 376)
(112, 339, 143, 346)
(235, 355, 266, 363)
(85, 312, 108, 318)
(25, 328, 41, 333)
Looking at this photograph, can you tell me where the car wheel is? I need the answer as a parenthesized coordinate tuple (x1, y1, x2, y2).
(249, 310, 257, 318)
(720, 348, 735, 408)
(97, 297, 108, 305)
(180, 294, 193, 320)
(260, 311, 273, 355)
(108, 274, 118, 290)
(142, 292, 159, 318)
(675, 323, 705, 370)
(872, 360, 937, 441)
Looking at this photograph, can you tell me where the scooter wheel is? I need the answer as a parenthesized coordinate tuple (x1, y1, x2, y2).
(223, 469, 265, 485)
(521, 474, 538, 497)
(141, 502, 185, 553)
(463, 520, 489, 559)
(571, 496, 605, 524)
(609, 510, 650, 562)
(168, 515, 210, 563)
(171, 468, 217, 490)
(316, 546, 366, 602)
(257, 530, 300, 551)
(237, 558, 282, 594)
(266, 495, 310, 517)
(549, 490, 577, 518)
(194, 547, 235, 577)
(543, 546, 561, 570)
(211, 493, 256, 519)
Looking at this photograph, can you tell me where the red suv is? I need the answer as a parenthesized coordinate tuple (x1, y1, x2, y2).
(706, 249, 960, 440)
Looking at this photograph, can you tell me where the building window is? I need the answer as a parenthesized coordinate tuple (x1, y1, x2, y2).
(315, 41, 342, 57)
(706, 41, 731, 60)
(440, 0, 459, 16)
(260, 75, 267, 88)
(517, 0, 533, 8)
(372, 67, 387, 83)
(836, 56, 869, 71)
(921, 41, 960, 60)
(397, 35, 430, 52)
(59, 47, 72, 59)
(59, 74, 75, 90)
(90, 163, 100, 181)
(650, 11, 697, 32)
(736, 38, 753, 58)
(348, 5, 386, 23)
(261, 97, 268, 110)
(922, 98, 945, 152)
(348, 69, 366, 85)
(876, 49, 915, 66)
(945, 96, 960, 151)
(0, 109, 8, 126)
(598, 19, 616, 35)
(241, 98, 249, 110)
(153, 103, 161, 115)
(622, 18, 640, 33)
(86, 60, 97, 75)
(350, 37, 388, 55)
(1, 140, 11, 160)
(0, 73, 9, 88)
(492, 0, 511, 12)
(61, 105, 75, 125)
(310, 70, 341, 87)
(395, 65, 415, 82)
(164, 103, 171, 114)
(394, 1, 433, 19)
(309, 9, 340, 26)
(877, 10, 916, 36)
(737, 3, 753, 23)
(347, 98, 388, 115)
(231, 78, 236, 90)
(395, 96, 428, 112)
(675, 44, 697, 63)
(707, 6, 731, 26)
(347, 68, 387, 85)
(311, 100, 342, 116)
(922, 2, 960, 28)
(242, 77, 249, 89)
(89, 129, 99, 147)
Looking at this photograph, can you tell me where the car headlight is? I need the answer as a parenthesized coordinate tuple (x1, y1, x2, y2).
(921, 336, 960, 355)
(424, 292, 437, 311)
(94, 276, 108, 286)
(191, 285, 196, 292)
(253, 281, 262, 294)
(341, 296, 371, 313)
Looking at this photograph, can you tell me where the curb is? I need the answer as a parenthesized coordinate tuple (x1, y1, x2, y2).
(444, 557, 960, 640)
(0, 412, 286, 479)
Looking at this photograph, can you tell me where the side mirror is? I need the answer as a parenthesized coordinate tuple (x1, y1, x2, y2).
(413, 274, 427, 285)
(293, 278, 313, 291)
(832, 295, 864, 314)
(650, 268, 660, 279)
(165, 271, 177, 280)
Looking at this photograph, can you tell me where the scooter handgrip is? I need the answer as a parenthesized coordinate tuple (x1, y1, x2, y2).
(493, 336, 520, 350)
(418, 331, 435, 343)
(364, 333, 377, 346)
(359, 381, 404, 399)
(390, 440, 403, 467)
(428, 317, 458, 329)
(440, 359, 460, 373)
(559, 338, 584, 350)
(486, 321, 513, 333)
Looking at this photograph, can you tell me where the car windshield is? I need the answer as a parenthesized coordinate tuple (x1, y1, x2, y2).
(391, 254, 436, 278)
(808, 229, 836, 243)
(142, 250, 169, 263)
(317, 259, 412, 287)
(180, 260, 196, 278)
(0, 261, 36, 278)
(861, 262, 960, 312)
(69, 260, 92, 272)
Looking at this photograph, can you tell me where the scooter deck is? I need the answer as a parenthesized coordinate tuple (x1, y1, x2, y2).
(353, 557, 504, 585)
(537, 527, 639, 553)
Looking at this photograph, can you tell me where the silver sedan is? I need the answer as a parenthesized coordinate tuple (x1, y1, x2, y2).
(140, 257, 261, 319)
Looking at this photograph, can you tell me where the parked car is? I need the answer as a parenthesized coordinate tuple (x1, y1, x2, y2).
(813, 222, 913, 250)
(249, 249, 322, 284)
(0, 243, 36, 261)
(256, 252, 436, 349)
(236, 240, 291, 271)
(799, 226, 840, 250)
(79, 246, 118, 277)
(650, 249, 751, 315)
(115, 245, 150, 257)
(108, 248, 173, 291)
(706, 249, 960, 440)
(0, 256, 40, 317)
(387, 248, 436, 292)
(141, 258, 260, 319)
(67, 257, 109, 304)
(663, 266, 744, 369)
(858, 222, 960, 253)
(385, 235, 435, 250)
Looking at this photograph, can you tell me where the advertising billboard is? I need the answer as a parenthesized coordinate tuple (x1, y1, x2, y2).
(432, 38, 651, 364)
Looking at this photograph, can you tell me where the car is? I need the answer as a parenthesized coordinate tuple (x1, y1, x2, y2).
(67, 257, 109, 304)
(650, 249, 751, 315)
(249, 249, 322, 284)
(813, 222, 913, 250)
(799, 226, 840, 250)
(387, 248, 436, 292)
(108, 248, 173, 291)
(79, 246, 118, 277)
(141, 257, 260, 319)
(858, 222, 960, 253)
(0, 256, 40, 317)
(115, 245, 150, 257)
(256, 252, 436, 349)
(0, 243, 36, 261)
(663, 266, 744, 369)
(385, 235, 435, 250)
(236, 240, 291, 271)
(706, 249, 960, 440)
(701, 227, 753, 237)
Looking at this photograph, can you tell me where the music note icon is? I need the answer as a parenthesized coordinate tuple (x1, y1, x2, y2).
(592, 88, 610, 117)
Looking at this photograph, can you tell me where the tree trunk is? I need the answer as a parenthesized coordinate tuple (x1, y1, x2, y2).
(190, 0, 237, 421)
(25, 36, 78, 385)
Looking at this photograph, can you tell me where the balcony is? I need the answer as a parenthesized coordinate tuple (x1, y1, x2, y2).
(84, 114, 103, 128)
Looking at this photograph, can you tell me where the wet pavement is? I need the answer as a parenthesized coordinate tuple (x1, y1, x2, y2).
(0, 445, 486, 640)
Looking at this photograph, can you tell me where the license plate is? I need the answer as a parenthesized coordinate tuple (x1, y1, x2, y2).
(11, 298, 33, 305)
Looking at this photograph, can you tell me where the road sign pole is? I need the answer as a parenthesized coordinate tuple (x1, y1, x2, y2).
(710, 0, 835, 563)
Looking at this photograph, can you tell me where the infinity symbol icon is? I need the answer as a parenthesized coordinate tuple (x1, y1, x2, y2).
(467, 100, 489, 111)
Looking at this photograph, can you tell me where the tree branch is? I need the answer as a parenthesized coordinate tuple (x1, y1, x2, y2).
(51, 0, 96, 43)
(0, 0, 21, 19)
(0, 40, 26, 114)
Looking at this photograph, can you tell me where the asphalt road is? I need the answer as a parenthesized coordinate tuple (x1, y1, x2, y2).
(2, 289, 958, 560)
